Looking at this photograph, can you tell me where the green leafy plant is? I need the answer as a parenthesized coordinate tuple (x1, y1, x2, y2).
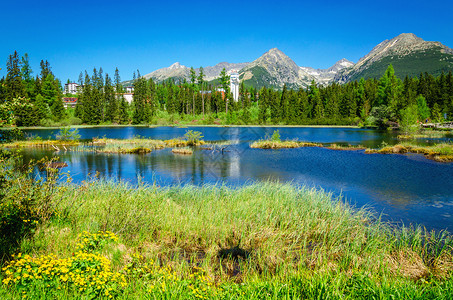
(184, 130, 203, 146)
(55, 127, 81, 141)
(0, 151, 61, 259)
(271, 130, 281, 142)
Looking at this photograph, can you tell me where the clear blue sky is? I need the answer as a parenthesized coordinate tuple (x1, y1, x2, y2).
(1, 0, 452, 83)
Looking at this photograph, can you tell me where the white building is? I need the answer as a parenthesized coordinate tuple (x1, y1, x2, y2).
(229, 71, 239, 102)
(64, 83, 80, 94)
(125, 86, 134, 93)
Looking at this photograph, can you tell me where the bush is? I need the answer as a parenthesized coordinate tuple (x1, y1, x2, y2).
(271, 130, 281, 142)
(0, 151, 61, 259)
(0, 128, 25, 143)
(39, 118, 59, 127)
(184, 130, 204, 146)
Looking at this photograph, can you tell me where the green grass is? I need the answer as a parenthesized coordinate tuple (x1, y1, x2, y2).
(250, 140, 320, 149)
(366, 142, 453, 162)
(2, 180, 453, 298)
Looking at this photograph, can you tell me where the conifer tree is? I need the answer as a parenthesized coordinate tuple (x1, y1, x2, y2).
(81, 71, 92, 123)
(5, 51, 26, 101)
(34, 94, 49, 121)
(20, 53, 35, 98)
(198, 67, 205, 114)
(132, 75, 150, 124)
(104, 74, 117, 122)
(51, 95, 65, 120)
(240, 82, 250, 124)
(258, 87, 269, 124)
(190, 67, 197, 85)
(118, 98, 129, 124)
(309, 81, 324, 120)
(416, 95, 430, 122)
(41, 74, 58, 109)
(40, 60, 52, 80)
(88, 68, 103, 124)
(219, 68, 230, 114)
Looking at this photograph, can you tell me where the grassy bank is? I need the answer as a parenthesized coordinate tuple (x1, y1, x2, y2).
(250, 139, 365, 151)
(3, 136, 206, 154)
(2, 179, 453, 299)
(250, 140, 320, 149)
(366, 142, 453, 162)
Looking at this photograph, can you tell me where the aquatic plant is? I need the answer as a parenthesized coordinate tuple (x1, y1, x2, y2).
(172, 147, 193, 155)
(184, 130, 204, 146)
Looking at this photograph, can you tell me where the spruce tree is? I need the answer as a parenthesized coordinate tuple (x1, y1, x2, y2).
(41, 74, 58, 113)
(190, 67, 197, 85)
(118, 98, 129, 124)
(21, 53, 35, 98)
(132, 76, 150, 124)
(81, 71, 93, 123)
(104, 74, 117, 122)
(34, 94, 49, 121)
(198, 67, 205, 114)
(5, 51, 26, 101)
(40, 60, 52, 80)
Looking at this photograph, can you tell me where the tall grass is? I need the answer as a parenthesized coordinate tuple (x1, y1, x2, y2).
(2, 180, 453, 298)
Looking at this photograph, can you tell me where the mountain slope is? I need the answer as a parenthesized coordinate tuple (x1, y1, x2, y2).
(141, 62, 249, 83)
(240, 48, 353, 89)
(335, 33, 453, 83)
(300, 58, 354, 86)
(239, 48, 311, 89)
(143, 62, 190, 82)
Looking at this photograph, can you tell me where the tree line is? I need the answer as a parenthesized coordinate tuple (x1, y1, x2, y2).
(1, 51, 452, 129)
(0, 51, 65, 126)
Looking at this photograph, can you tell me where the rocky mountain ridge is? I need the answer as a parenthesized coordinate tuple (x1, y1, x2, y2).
(143, 62, 249, 83)
(335, 33, 453, 83)
(130, 33, 453, 88)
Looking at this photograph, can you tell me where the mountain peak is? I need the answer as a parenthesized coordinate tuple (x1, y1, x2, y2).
(335, 58, 354, 66)
(395, 32, 422, 41)
(264, 48, 287, 57)
(169, 62, 185, 69)
(268, 47, 282, 53)
(334, 33, 453, 83)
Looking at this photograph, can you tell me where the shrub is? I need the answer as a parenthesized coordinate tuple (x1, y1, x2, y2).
(0, 128, 25, 143)
(271, 130, 281, 142)
(39, 118, 59, 127)
(184, 130, 203, 146)
(0, 151, 61, 259)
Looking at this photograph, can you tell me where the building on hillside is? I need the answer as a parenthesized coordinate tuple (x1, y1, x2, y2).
(216, 88, 226, 100)
(229, 71, 239, 102)
(125, 86, 134, 93)
(62, 97, 77, 108)
(64, 83, 81, 94)
(116, 93, 134, 104)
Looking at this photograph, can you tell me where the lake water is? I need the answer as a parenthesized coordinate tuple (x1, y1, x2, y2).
(21, 126, 453, 232)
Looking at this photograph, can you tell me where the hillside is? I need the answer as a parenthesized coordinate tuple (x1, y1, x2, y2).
(335, 33, 453, 82)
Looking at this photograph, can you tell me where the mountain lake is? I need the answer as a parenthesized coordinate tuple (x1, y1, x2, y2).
(20, 126, 453, 232)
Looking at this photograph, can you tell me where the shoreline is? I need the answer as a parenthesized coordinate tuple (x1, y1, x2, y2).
(3, 124, 361, 130)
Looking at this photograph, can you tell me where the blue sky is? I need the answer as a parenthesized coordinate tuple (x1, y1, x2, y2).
(1, 0, 452, 83)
